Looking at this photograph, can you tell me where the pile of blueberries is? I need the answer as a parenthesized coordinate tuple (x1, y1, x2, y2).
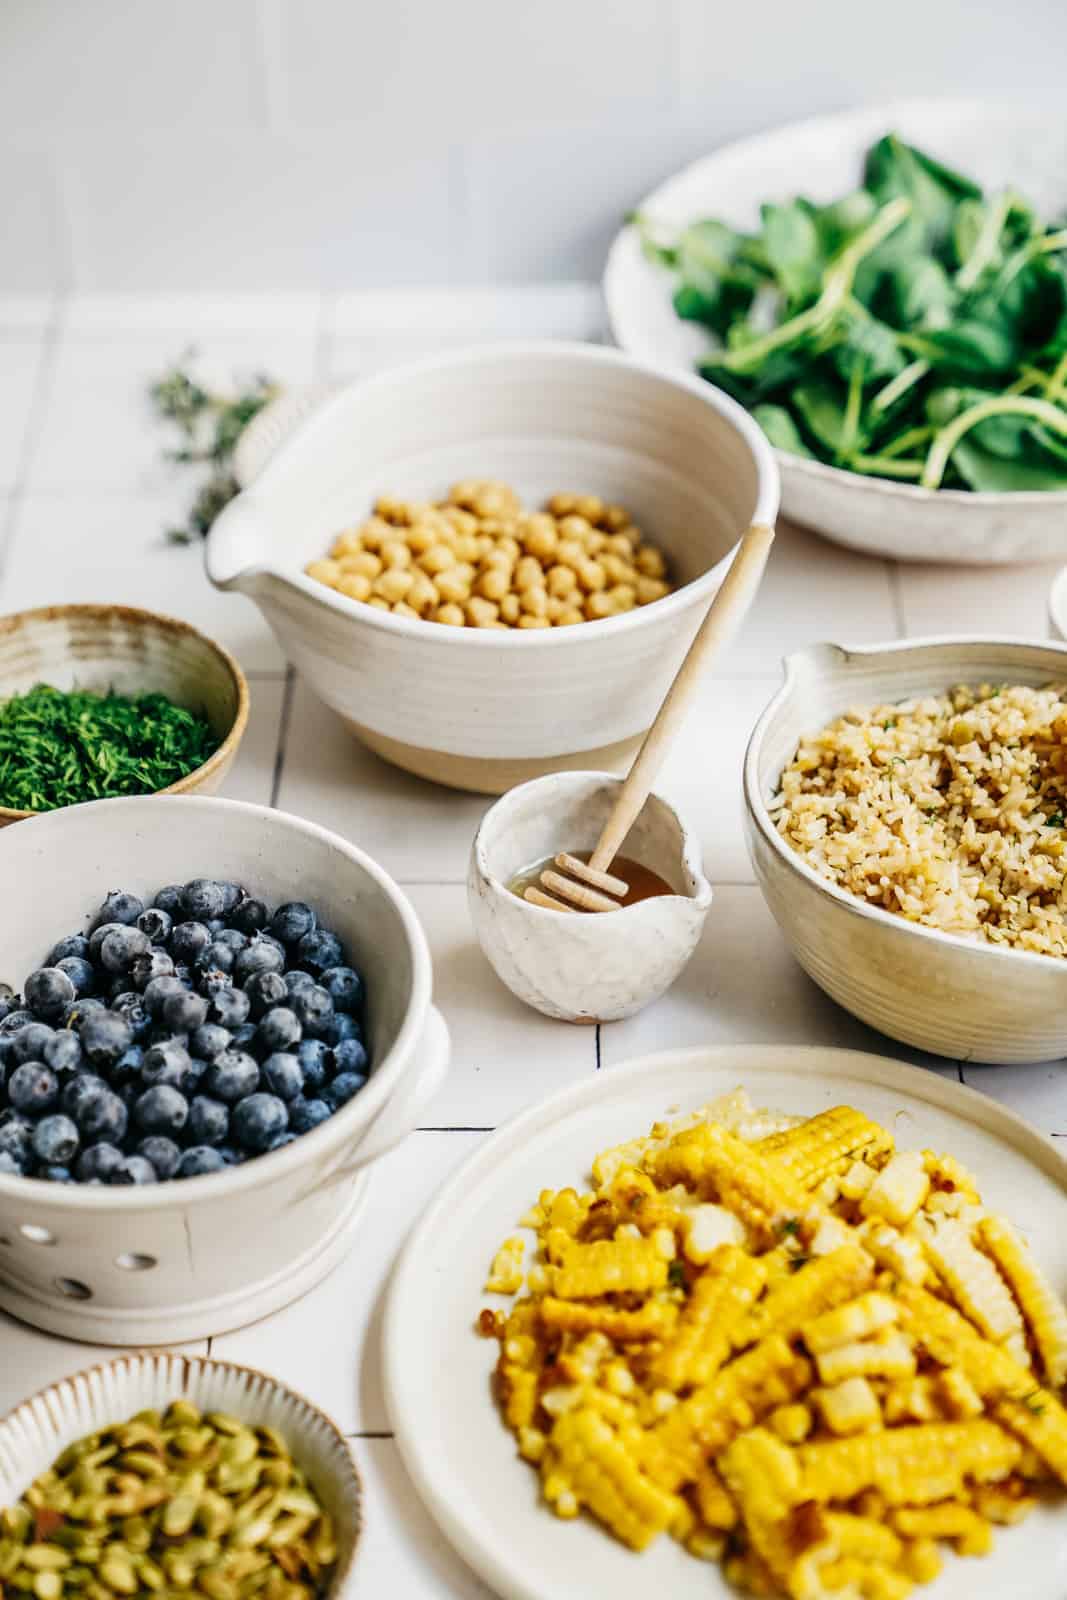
(0, 880, 369, 1185)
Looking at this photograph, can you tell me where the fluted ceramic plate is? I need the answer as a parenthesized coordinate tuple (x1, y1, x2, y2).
(605, 98, 1067, 563)
(0, 1354, 363, 1594)
(384, 1044, 1067, 1600)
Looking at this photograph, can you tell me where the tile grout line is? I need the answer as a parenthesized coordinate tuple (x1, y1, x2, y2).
(0, 292, 67, 585)
(345, 1431, 393, 1440)
(417, 1125, 493, 1133)
(269, 666, 297, 808)
(595, 1025, 602, 1071)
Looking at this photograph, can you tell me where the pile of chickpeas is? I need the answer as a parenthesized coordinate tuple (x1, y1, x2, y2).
(304, 479, 674, 629)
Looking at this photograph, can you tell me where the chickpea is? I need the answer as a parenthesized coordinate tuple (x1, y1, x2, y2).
(381, 540, 413, 570)
(582, 529, 607, 555)
(374, 568, 414, 605)
(306, 559, 343, 586)
(547, 492, 577, 517)
(546, 595, 565, 623)
(342, 551, 383, 580)
(330, 528, 363, 558)
(419, 544, 456, 575)
(499, 592, 521, 624)
(406, 572, 439, 615)
(604, 531, 635, 559)
(585, 591, 618, 620)
(441, 505, 479, 537)
(374, 495, 411, 524)
(556, 539, 585, 571)
(436, 568, 472, 604)
(517, 614, 551, 629)
(336, 571, 372, 602)
(406, 521, 438, 554)
(434, 602, 466, 626)
(600, 553, 633, 585)
(520, 587, 549, 618)
(466, 596, 500, 627)
(476, 566, 510, 601)
(602, 505, 632, 532)
(609, 583, 637, 612)
(360, 516, 393, 550)
(576, 558, 607, 593)
(391, 601, 420, 619)
(522, 515, 558, 563)
(367, 596, 391, 610)
(545, 563, 578, 599)
(557, 606, 586, 626)
(515, 556, 543, 593)
(558, 515, 592, 542)
(636, 575, 670, 605)
(453, 533, 481, 564)
(574, 494, 604, 523)
(494, 535, 522, 564)
(636, 545, 667, 578)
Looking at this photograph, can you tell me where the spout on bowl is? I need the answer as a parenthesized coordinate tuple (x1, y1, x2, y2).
(205, 491, 270, 593)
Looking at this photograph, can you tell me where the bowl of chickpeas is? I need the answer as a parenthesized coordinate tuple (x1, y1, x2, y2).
(207, 342, 779, 793)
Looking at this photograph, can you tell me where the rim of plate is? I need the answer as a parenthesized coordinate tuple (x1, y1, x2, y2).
(382, 1041, 1067, 1600)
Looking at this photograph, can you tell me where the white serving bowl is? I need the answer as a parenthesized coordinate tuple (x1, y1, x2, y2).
(206, 342, 778, 794)
(468, 772, 712, 1022)
(0, 794, 449, 1343)
(606, 98, 1067, 564)
(744, 636, 1067, 1063)
(0, 1353, 362, 1596)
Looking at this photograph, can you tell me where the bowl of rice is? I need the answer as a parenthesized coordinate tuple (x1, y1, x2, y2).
(744, 635, 1067, 1063)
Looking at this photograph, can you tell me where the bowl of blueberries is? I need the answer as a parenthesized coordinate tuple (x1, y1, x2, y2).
(0, 793, 449, 1344)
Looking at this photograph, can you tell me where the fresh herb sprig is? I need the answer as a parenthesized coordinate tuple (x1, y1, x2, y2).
(150, 357, 279, 543)
(0, 685, 220, 812)
(635, 133, 1067, 492)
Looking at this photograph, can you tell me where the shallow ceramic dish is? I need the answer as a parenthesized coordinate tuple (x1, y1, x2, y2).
(468, 772, 712, 1022)
(744, 636, 1067, 1062)
(0, 793, 449, 1344)
(0, 1353, 362, 1596)
(383, 1043, 1067, 1600)
(605, 98, 1067, 564)
(207, 342, 778, 794)
(0, 604, 249, 824)
(1049, 566, 1067, 640)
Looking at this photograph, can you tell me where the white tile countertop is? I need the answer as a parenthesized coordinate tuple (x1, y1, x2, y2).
(1, 287, 1065, 1595)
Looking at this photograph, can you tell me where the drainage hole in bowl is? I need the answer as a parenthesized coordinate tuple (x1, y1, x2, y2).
(19, 1224, 55, 1245)
(54, 1278, 92, 1300)
(115, 1252, 157, 1272)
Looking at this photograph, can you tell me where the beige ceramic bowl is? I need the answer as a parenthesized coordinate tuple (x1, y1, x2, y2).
(207, 342, 778, 794)
(744, 636, 1067, 1063)
(0, 604, 249, 823)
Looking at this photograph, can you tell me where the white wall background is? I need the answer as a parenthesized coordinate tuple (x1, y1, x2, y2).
(2, 0, 1065, 293)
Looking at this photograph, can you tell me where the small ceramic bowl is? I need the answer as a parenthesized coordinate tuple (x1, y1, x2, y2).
(0, 1353, 362, 1596)
(467, 772, 712, 1023)
(0, 604, 249, 824)
(744, 635, 1067, 1062)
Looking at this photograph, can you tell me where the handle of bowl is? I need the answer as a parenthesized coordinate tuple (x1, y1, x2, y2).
(204, 492, 267, 592)
(328, 1005, 451, 1180)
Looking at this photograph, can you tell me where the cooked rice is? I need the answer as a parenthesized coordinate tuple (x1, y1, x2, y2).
(771, 683, 1067, 958)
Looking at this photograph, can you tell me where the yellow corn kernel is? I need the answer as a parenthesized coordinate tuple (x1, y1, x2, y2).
(861, 1151, 930, 1227)
(650, 1246, 765, 1391)
(822, 1511, 902, 1568)
(912, 1215, 1025, 1345)
(923, 1149, 982, 1203)
(768, 1402, 813, 1444)
(545, 1408, 684, 1551)
(538, 1297, 676, 1341)
(839, 1159, 878, 1200)
(693, 1463, 738, 1530)
(814, 1376, 881, 1435)
(739, 1245, 876, 1348)
(900, 1537, 942, 1584)
(973, 1479, 1038, 1525)
(798, 1420, 1021, 1508)
(816, 1333, 917, 1385)
(803, 1291, 900, 1353)
(485, 1236, 525, 1295)
(892, 1502, 992, 1555)
(550, 1232, 670, 1300)
(978, 1214, 1067, 1388)
(645, 1121, 809, 1245)
(682, 1202, 745, 1264)
(759, 1105, 892, 1190)
(337, 572, 372, 602)
(859, 1221, 928, 1286)
(883, 1376, 941, 1426)
(938, 1367, 984, 1420)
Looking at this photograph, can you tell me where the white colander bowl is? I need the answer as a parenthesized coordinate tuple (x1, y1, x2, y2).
(0, 794, 449, 1343)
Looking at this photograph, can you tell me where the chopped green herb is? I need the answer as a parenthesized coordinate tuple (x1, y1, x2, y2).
(787, 1254, 812, 1273)
(882, 720, 896, 730)
(1019, 1389, 1046, 1415)
(668, 1260, 689, 1291)
(779, 1217, 802, 1238)
(0, 684, 220, 812)
(1047, 811, 1064, 827)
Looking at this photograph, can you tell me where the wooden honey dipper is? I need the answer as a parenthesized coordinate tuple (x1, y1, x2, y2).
(525, 522, 775, 913)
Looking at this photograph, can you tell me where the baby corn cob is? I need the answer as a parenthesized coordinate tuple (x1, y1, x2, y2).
(544, 1407, 683, 1549)
(912, 1215, 1026, 1345)
(550, 1231, 671, 1299)
(758, 1106, 893, 1189)
(644, 1122, 808, 1241)
(797, 1420, 1020, 1506)
(538, 1296, 676, 1341)
(977, 1214, 1067, 1387)
(650, 1245, 765, 1391)
(738, 1244, 875, 1348)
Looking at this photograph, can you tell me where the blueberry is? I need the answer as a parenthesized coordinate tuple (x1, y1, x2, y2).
(110, 1155, 158, 1185)
(55, 955, 96, 998)
(91, 891, 144, 931)
(289, 984, 333, 1038)
(37, 1164, 73, 1183)
(74, 1142, 124, 1183)
(230, 1022, 257, 1052)
(284, 970, 316, 998)
(270, 902, 317, 945)
(9, 1062, 59, 1116)
(141, 1040, 193, 1090)
(79, 1086, 128, 1146)
(24, 967, 77, 1022)
(162, 990, 208, 1035)
(326, 1071, 368, 1109)
(208, 986, 250, 1030)
(290, 1096, 331, 1136)
(64, 998, 105, 1030)
(322, 1011, 362, 1048)
(245, 971, 287, 1019)
(268, 1132, 296, 1152)
(48, 933, 90, 966)
(197, 942, 235, 976)
(0, 1150, 23, 1176)
(79, 1011, 133, 1068)
(204, 1049, 259, 1103)
(232, 1093, 288, 1153)
(10, 1022, 56, 1065)
(134, 1084, 189, 1137)
(142, 975, 186, 1018)
(172, 963, 194, 988)
(0, 995, 17, 1026)
(261, 1052, 303, 1101)
(188, 1095, 229, 1146)
(206, 918, 226, 935)
(170, 921, 212, 965)
(320, 965, 364, 1014)
(256, 1007, 301, 1054)
(230, 897, 268, 936)
(99, 925, 150, 974)
(190, 1022, 230, 1061)
(137, 906, 173, 944)
(198, 965, 234, 998)
(31, 1114, 79, 1166)
(332, 1037, 369, 1077)
(213, 928, 248, 954)
(43, 1030, 83, 1075)
(136, 1135, 181, 1181)
(62, 1075, 108, 1122)
(153, 884, 185, 917)
(296, 1039, 330, 1094)
(181, 880, 228, 921)
(0, 1111, 34, 1164)
(217, 1145, 241, 1166)
(234, 938, 285, 984)
(110, 993, 151, 1042)
(130, 949, 176, 990)
(0, 1009, 34, 1035)
(177, 1146, 226, 1178)
(297, 927, 344, 975)
(112, 1044, 145, 1085)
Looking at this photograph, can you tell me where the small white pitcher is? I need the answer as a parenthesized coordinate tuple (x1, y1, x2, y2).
(468, 772, 713, 1023)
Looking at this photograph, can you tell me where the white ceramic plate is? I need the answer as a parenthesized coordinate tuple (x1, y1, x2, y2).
(604, 99, 1067, 564)
(1049, 567, 1067, 640)
(383, 1044, 1067, 1600)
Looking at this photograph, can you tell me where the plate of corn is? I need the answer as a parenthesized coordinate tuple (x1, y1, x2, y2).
(383, 1044, 1067, 1600)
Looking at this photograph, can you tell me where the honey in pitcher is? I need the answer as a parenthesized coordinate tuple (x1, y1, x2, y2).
(508, 852, 676, 908)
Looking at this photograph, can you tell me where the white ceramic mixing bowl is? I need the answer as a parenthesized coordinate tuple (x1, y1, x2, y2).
(0, 794, 449, 1343)
(206, 342, 778, 794)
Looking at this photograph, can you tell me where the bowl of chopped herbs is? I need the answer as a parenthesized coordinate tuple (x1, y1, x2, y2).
(0, 605, 248, 822)
(606, 99, 1067, 562)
